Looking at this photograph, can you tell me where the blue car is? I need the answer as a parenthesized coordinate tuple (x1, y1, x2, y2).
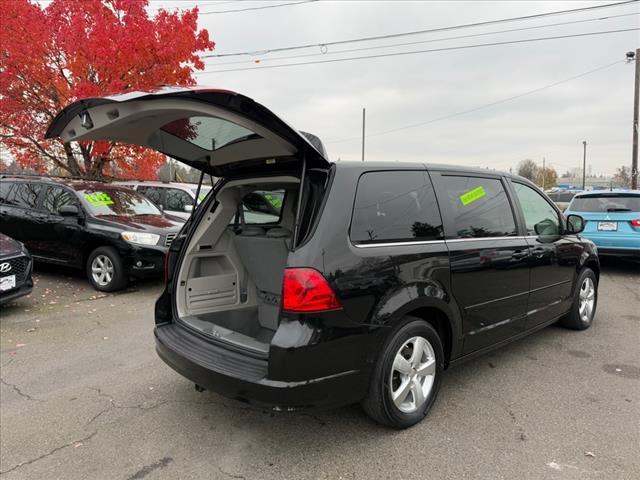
(565, 190, 640, 259)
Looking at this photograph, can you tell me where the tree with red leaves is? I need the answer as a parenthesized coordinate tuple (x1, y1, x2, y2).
(0, 0, 214, 180)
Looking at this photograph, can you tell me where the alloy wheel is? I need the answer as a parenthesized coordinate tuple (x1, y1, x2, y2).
(389, 336, 436, 413)
(578, 276, 595, 323)
(91, 255, 114, 287)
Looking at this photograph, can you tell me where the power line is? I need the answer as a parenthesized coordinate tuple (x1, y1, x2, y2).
(201, 0, 638, 58)
(206, 12, 639, 67)
(325, 60, 625, 144)
(199, 28, 638, 74)
(198, 0, 317, 15)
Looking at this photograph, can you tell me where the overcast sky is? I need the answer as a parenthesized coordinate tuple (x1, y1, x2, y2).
(156, 1, 635, 175)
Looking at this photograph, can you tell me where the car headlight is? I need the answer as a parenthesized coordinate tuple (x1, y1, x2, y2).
(121, 231, 160, 246)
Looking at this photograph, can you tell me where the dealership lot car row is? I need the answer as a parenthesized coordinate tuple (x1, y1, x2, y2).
(13, 86, 603, 428)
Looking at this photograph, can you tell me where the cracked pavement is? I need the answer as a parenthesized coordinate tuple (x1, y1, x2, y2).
(1, 260, 639, 479)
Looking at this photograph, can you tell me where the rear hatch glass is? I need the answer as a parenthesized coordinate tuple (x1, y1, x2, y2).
(570, 195, 640, 213)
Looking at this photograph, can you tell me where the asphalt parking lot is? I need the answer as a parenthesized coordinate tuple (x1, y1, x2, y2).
(1, 260, 638, 480)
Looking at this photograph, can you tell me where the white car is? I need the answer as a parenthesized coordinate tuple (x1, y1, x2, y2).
(116, 181, 213, 220)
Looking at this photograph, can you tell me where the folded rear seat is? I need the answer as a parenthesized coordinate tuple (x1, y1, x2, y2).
(233, 227, 292, 330)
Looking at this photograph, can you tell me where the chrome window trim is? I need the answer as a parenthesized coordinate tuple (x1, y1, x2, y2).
(353, 239, 446, 248)
(445, 236, 529, 243)
(353, 235, 536, 248)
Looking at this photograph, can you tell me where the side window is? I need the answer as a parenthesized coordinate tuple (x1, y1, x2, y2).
(165, 188, 193, 212)
(138, 187, 163, 208)
(441, 176, 517, 238)
(242, 189, 285, 225)
(5, 183, 42, 209)
(513, 183, 561, 236)
(0, 181, 14, 204)
(350, 171, 443, 244)
(43, 186, 77, 214)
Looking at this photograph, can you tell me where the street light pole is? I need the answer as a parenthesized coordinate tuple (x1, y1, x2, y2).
(630, 48, 639, 189)
(582, 141, 587, 190)
(361, 107, 366, 162)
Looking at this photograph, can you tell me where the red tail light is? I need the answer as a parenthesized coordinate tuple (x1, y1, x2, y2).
(282, 268, 342, 313)
(630, 219, 640, 228)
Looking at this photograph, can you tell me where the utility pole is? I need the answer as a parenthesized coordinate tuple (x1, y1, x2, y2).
(542, 157, 546, 190)
(361, 108, 366, 162)
(629, 49, 639, 189)
(582, 141, 587, 190)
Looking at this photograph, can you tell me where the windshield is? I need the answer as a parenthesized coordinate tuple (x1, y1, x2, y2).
(190, 186, 212, 203)
(79, 188, 162, 216)
(570, 194, 640, 213)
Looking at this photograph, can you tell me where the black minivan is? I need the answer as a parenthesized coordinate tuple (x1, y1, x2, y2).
(45, 88, 599, 428)
(0, 177, 182, 292)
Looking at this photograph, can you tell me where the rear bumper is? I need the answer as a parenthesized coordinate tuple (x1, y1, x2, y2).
(596, 247, 640, 258)
(155, 323, 368, 410)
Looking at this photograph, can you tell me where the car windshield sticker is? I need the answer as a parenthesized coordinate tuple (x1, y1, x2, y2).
(84, 192, 114, 206)
(460, 186, 486, 206)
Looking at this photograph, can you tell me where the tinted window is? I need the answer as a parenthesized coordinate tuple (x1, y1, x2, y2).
(441, 176, 516, 238)
(161, 116, 258, 151)
(570, 195, 640, 213)
(165, 188, 193, 212)
(43, 186, 77, 214)
(0, 182, 14, 204)
(138, 187, 163, 207)
(5, 183, 42, 208)
(513, 183, 560, 236)
(350, 171, 443, 244)
(242, 189, 284, 225)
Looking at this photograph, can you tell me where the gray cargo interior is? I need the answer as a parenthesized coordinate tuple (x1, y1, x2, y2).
(175, 177, 299, 355)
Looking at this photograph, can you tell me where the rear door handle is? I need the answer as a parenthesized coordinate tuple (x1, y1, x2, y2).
(512, 250, 530, 260)
(531, 247, 546, 258)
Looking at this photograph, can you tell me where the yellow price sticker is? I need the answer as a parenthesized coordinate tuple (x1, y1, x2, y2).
(84, 192, 114, 206)
(459, 186, 486, 206)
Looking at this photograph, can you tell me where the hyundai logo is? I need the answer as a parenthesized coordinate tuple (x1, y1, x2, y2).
(0, 263, 11, 273)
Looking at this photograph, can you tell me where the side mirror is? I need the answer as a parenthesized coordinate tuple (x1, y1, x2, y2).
(58, 205, 79, 217)
(566, 214, 585, 234)
(534, 218, 560, 236)
(184, 205, 193, 213)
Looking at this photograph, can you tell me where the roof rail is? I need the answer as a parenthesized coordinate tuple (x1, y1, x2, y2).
(0, 172, 115, 182)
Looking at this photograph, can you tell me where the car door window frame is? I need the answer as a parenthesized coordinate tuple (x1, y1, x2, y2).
(506, 179, 566, 237)
(430, 171, 520, 241)
(42, 185, 82, 217)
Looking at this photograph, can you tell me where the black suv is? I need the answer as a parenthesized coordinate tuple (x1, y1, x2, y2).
(0, 177, 183, 292)
(46, 87, 599, 428)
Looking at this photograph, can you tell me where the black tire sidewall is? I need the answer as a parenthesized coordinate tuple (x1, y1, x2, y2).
(86, 247, 126, 292)
(378, 319, 444, 428)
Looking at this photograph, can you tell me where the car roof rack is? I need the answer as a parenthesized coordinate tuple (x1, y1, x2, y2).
(0, 173, 114, 182)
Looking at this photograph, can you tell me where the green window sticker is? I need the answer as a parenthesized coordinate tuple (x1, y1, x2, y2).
(460, 186, 486, 206)
(84, 192, 114, 206)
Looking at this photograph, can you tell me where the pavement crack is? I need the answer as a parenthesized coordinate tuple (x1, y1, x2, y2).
(0, 431, 97, 475)
(126, 456, 173, 480)
(215, 465, 246, 480)
(0, 377, 43, 402)
(85, 387, 168, 425)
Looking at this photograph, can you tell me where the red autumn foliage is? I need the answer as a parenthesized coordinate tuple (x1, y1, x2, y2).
(0, 0, 214, 180)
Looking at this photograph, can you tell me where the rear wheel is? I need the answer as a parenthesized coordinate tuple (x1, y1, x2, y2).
(362, 317, 444, 429)
(86, 247, 128, 292)
(559, 268, 597, 330)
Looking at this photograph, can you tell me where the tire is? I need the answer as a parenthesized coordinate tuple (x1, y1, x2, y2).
(362, 317, 444, 429)
(559, 267, 597, 330)
(86, 246, 128, 292)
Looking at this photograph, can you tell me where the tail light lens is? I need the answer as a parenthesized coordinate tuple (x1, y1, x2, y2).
(282, 268, 342, 313)
(630, 219, 640, 228)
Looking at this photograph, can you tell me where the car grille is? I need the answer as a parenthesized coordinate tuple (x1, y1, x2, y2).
(0, 255, 30, 283)
(165, 233, 177, 247)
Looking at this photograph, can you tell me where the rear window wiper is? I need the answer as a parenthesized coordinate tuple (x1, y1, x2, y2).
(606, 208, 631, 212)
